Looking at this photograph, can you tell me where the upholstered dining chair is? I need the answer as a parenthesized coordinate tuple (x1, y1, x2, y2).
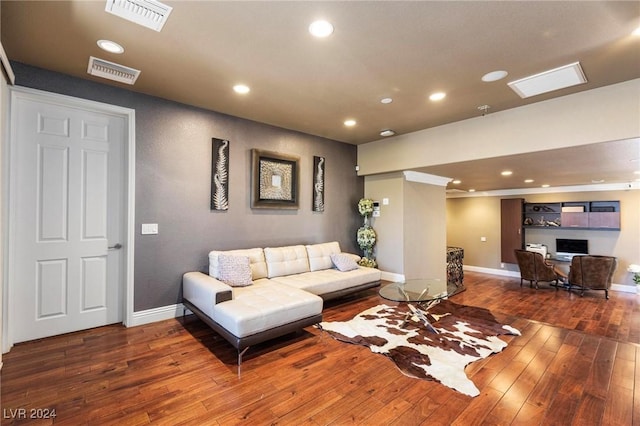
(567, 255, 617, 299)
(514, 249, 561, 289)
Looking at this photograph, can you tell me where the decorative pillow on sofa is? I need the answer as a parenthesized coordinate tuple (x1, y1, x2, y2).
(209, 248, 267, 280)
(217, 254, 253, 287)
(331, 253, 359, 272)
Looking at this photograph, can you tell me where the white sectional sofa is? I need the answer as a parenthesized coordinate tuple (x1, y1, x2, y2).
(182, 242, 381, 371)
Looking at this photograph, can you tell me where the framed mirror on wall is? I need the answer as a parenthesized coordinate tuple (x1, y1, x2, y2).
(251, 149, 299, 209)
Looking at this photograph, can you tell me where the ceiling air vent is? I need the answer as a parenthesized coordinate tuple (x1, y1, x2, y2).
(87, 56, 141, 85)
(508, 62, 587, 99)
(105, 0, 172, 32)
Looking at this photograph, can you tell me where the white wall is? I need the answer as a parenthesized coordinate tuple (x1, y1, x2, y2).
(403, 180, 447, 283)
(0, 40, 12, 365)
(362, 173, 405, 274)
(358, 79, 640, 292)
(365, 172, 448, 294)
(446, 189, 640, 287)
(358, 79, 640, 176)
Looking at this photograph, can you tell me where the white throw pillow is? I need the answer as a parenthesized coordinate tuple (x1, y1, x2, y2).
(331, 253, 359, 272)
(217, 254, 253, 287)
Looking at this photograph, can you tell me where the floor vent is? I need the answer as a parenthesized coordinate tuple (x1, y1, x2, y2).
(105, 0, 172, 32)
(87, 56, 141, 85)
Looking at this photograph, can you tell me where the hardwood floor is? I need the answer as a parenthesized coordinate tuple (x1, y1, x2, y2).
(2, 271, 639, 425)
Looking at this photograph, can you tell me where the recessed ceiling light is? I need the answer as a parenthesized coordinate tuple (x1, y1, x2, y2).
(541, 184, 550, 188)
(468, 189, 476, 193)
(501, 170, 513, 176)
(481, 70, 508, 82)
(524, 179, 534, 183)
(429, 92, 446, 101)
(344, 119, 356, 127)
(452, 179, 461, 184)
(380, 129, 396, 137)
(633, 26, 640, 36)
(592, 179, 605, 184)
(97, 39, 124, 54)
(309, 20, 334, 37)
(380, 98, 393, 104)
(233, 84, 250, 94)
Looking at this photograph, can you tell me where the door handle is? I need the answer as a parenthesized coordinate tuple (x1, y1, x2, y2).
(108, 243, 123, 250)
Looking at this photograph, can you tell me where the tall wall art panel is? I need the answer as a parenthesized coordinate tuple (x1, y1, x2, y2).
(211, 138, 229, 211)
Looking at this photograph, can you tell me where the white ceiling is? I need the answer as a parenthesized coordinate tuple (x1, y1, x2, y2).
(1, 1, 639, 191)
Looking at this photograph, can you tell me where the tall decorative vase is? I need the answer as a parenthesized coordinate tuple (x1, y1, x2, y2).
(357, 198, 377, 268)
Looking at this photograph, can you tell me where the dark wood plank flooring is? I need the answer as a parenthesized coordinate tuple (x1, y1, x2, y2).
(2, 271, 639, 425)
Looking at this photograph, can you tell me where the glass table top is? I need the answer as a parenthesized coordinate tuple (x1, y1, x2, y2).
(379, 278, 449, 302)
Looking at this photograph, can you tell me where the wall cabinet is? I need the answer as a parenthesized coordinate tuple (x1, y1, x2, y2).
(523, 202, 561, 227)
(501, 198, 524, 264)
(501, 198, 620, 264)
(561, 212, 589, 228)
(587, 212, 620, 229)
(523, 200, 620, 230)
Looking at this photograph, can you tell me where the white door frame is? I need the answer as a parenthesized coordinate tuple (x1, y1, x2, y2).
(2, 86, 136, 352)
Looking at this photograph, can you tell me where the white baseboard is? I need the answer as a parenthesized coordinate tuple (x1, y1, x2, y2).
(611, 284, 637, 294)
(380, 271, 405, 282)
(464, 265, 635, 293)
(129, 303, 186, 327)
(464, 265, 521, 278)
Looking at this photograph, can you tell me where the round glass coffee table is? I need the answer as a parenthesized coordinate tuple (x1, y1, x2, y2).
(379, 278, 448, 303)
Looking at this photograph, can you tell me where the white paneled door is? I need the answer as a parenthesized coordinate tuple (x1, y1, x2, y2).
(10, 92, 126, 343)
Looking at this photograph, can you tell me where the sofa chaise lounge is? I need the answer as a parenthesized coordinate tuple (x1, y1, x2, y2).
(182, 242, 381, 373)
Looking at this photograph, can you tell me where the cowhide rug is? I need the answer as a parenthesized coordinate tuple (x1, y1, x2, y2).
(319, 300, 520, 397)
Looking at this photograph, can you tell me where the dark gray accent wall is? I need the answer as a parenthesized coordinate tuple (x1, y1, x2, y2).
(12, 62, 364, 311)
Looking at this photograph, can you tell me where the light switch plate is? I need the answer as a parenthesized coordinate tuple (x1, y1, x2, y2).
(141, 223, 158, 235)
